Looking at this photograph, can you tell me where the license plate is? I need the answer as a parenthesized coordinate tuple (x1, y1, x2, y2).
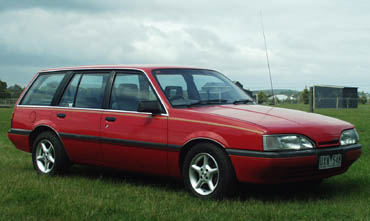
(318, 153, 342, 170)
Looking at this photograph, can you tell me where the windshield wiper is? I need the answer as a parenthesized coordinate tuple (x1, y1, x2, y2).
(233, 99, 255, 105)
(187, 100, 202, 107)
(205, 99, 228, 104)
(187, 99, 228, 107)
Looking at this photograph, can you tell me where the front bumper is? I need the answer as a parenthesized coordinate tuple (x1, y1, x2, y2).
(227, 144, 362, 184)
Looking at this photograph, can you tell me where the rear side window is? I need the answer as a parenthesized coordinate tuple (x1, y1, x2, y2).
(74, 74, 108, 109)
(20, 73, 66, 106)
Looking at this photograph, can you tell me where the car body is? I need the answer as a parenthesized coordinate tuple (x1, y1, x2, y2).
(8, 65, 362, 198)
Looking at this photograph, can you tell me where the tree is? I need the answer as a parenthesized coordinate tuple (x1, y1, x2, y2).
(257, 91, 267, 104)
(8, 84, 24, 98)
(301, 87, 309, 104)
(359, 92, 368, 104)
(0, 80, 11, 99)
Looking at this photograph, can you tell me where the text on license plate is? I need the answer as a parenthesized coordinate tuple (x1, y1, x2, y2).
(318, 153, 342, 170)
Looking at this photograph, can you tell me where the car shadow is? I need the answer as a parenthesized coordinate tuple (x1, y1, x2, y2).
(66, 165, 185, 192)
(232, 178, 364, 202)
(62, 165, 363, 201)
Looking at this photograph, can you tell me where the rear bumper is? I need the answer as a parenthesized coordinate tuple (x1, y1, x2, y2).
(8, 129, 31, 152)
(227, 144, 362, 184)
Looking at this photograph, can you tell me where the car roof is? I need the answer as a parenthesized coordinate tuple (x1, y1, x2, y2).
(39, 65, 210, 73)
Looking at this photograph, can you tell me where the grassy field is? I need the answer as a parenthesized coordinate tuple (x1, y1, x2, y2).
(0, 105, 369, 220)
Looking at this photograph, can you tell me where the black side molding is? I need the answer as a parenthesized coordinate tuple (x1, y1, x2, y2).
(8, 129, 32, 136)
(59, 132, 182, 151)
(9, 128, 183, 152)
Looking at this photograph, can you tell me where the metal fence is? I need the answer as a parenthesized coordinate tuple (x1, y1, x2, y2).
(314, 98, 359, 109)
(0, 98, 18, 107)
(311, 85, 359, 109)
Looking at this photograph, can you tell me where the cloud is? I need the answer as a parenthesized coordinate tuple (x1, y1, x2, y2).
(0, 0, 369, 92)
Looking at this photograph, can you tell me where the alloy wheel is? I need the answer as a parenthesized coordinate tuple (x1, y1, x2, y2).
(189, 153, 219, 195)
(35, 139, 55, 173)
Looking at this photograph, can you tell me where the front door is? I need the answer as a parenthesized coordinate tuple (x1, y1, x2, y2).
(100, 71, 168, 174)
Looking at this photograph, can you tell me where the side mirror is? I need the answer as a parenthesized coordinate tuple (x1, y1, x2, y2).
(138, 101, 163, 115)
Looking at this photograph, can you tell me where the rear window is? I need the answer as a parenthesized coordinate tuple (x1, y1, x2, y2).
(20, 73, 66, 106)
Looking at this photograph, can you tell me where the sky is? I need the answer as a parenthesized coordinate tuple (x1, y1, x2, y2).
(0, 0, 369, 92)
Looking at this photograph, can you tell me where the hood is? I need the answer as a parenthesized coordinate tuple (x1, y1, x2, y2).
(191, 105, 353, 147)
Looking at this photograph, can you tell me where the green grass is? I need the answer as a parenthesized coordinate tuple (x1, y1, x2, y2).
(0, 105, 369, 220)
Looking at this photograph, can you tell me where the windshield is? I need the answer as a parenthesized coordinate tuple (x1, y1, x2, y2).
(153, 69, 254, 107)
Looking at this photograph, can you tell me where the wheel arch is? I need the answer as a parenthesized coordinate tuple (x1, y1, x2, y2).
(178, 137, 232, 174)
(29, 125, 70, 161)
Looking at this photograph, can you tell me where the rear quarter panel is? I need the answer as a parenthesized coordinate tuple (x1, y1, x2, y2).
(9, 106, 54, 152)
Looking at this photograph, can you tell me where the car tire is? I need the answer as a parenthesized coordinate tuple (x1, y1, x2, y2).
(183, 142, 236, 199)
(32, 131, 70, 175)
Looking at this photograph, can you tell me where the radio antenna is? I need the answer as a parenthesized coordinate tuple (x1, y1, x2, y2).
(260, 10, 275, 105)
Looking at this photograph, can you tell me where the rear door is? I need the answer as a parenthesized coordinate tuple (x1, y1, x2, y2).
(52, 71, 111, 164)
(100, 70, 168, 173)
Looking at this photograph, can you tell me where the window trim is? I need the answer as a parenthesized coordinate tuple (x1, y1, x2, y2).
(17, 68, 169, 116)
(52, 71, 74, 106)
(72, 71, 112, 109)
(71, 73, 83, 107)
(107, 70, 167, 115)
(138, 70, 169, 116)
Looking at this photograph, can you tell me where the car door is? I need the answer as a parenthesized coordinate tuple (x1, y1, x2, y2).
(52, 72, 110, 165)
(100, 70, 168, 174)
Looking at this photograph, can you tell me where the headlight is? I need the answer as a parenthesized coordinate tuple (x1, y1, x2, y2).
(340, 129, 359, 146)
(263, 135, 314, 151)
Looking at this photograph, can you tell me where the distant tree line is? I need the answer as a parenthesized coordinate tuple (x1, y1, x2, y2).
(0, 80, 24, 99)
(255, 90, 301, 104)
(359, 91, 368, 104)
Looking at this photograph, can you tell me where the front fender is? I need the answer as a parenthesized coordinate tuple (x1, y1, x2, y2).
(182, 131, 229, 148)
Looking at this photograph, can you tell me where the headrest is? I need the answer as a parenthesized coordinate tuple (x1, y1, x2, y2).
(164, 86, 183, 97)
(118, 83, 138, 97)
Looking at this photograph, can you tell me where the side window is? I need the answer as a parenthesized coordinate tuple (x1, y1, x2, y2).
(59, 74, 82, 107)
(110, 73, 159, 111)
(74, 74, 108, 109)
(21, 73, 66, 106)
(156, 74, 188, 101)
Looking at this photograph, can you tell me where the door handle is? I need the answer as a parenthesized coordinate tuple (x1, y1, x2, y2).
(57, 113, 66, 118)
(105, 117, 116, 122)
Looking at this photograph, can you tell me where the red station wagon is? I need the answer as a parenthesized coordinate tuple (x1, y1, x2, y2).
(8, 65, 362, 198)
